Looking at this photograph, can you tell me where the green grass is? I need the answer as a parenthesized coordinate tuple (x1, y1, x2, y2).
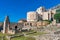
(0, 32, 13, 36)
(11, 36, 35, 40)
(0, 31, 47, 40)
(0, 38, 2, 40)
(0, 32, 5, 36)
(0, 32, 11, 40)
(11, 31, 46, 40)
(22, 30, 47, 36)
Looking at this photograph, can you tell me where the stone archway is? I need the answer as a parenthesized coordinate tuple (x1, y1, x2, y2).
(15, 26, 17, 30)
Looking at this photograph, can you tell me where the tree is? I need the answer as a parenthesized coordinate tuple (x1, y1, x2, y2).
(54, 13, 60, 23)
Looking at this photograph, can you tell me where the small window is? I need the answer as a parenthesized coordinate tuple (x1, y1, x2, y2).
(25, 23, 27, 26)
(27, 23, 29, 25)
(30, 23, 32, 26)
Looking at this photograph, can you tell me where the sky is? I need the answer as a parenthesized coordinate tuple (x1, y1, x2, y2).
(0, 0, 60, 22)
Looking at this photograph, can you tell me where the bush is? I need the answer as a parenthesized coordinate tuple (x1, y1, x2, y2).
(11, 36, 35, 40)
(42, 20, 52, 24)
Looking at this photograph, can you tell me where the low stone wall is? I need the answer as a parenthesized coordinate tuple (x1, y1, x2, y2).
(26, 31, 36, 35)
(37, 21, 49, 28)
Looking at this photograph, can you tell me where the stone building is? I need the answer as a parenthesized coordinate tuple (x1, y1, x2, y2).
(24, 21, 37, 27)
(26, 6, 57, 29)
(37, 21, 49, 28)
(36, 7, 56, 21)
(48, 9, 56, 21)
(0, 5, 59, 34)
(1, 16, 27, 34)
(18, 19, 27, 31)
(42, 12, 49, 20)
(27, 11, 38, 22)
(23, 21, 49, 29)
(36, 7, 46, 14)
(2, 16, 10, 33)
(26, 6, 57, 22)
(2, 16, 15, 34)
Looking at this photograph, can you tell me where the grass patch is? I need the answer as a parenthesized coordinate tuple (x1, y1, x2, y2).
(0, 31, 47, 40)
(11, 36, 35, 40)
(0, 32, 12, 40)
(0, 32, 6, 36)
(22, 30, 47, 36)
(0, 32, 13, 36)
(0, 38, 2, 40)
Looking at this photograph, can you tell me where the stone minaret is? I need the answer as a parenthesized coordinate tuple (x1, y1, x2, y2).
(3, 16, 10, 33)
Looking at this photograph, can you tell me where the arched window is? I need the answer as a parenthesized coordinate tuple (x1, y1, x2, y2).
(15, 26, 17, 30)
(30, 23, 32, 26)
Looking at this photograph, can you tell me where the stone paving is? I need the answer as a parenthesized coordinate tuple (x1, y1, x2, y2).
(33, 23, 60, 40)
(34, 33, 60, 40)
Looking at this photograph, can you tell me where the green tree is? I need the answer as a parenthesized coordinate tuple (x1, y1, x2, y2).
(54, 13, 60, 23)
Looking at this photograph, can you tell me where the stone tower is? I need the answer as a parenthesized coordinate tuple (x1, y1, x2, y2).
(27, 11, 38, 22)
(3, 16, 10, 33)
